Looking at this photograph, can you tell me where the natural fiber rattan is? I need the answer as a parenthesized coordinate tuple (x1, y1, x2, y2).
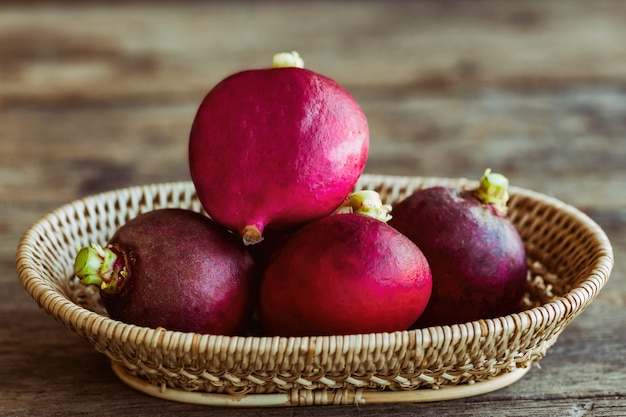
(16, 174, 614, 406)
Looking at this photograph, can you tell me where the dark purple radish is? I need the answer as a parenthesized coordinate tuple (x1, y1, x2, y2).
(388, 169, 528, 327)
(259, 191, 432, 337)
(189, 52, 369, 245)
(73, 208, 259, 335)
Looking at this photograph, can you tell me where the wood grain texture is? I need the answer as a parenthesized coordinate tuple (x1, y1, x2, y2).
(1, 1, 625, 416)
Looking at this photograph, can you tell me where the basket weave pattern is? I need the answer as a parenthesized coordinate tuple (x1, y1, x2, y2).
(16, 174, 613, 406)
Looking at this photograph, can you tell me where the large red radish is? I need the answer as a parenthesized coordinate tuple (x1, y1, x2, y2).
(189, 52, 369, 245)
(389, 169, 529, 327)
(259, 191, 432, 336)
(73, 208, 259, 335)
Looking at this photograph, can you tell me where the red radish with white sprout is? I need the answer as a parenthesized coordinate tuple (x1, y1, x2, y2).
(259, 191, 432, 337)
(189, 52, 369, 245)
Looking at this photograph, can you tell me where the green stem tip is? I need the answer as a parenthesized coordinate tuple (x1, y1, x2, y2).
(474, 168, 510, 216)
(335, 190, 392, 222)
(272, 51, 304, 68)
(74, 243, 129, 294)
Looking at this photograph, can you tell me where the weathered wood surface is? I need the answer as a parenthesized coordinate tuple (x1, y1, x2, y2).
(1, 1, 625, 416)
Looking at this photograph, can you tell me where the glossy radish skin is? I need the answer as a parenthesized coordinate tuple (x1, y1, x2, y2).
(259, 213, 432, 337)
(74, 209, 259, 335)
(189, 56, 369, 245)
(389, 173, 528, 327)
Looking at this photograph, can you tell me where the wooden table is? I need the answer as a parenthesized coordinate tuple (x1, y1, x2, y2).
(2, 1, 624, 415)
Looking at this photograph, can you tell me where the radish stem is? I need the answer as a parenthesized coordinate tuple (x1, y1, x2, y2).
(242, 225, 264, 246)
(475, 168, 510, 216)
(336, 190, 392, 222)
(272, 51, 304, 68)
(74, 243, 129, 294)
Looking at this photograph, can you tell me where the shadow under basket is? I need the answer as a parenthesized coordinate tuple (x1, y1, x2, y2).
(16, 174, 614, 407)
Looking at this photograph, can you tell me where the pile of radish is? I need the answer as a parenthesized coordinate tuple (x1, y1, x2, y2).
(74, 52, 528, 336)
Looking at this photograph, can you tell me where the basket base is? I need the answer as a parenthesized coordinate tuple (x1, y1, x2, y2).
(111, 363, 531, 407)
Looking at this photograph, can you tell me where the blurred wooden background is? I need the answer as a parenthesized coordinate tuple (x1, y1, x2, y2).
(1, 1, 625, 416)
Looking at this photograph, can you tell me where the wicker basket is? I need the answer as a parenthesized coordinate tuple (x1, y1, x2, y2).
(16, 174, 613, 407)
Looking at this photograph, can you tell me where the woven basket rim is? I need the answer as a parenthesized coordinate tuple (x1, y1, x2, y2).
(16, 174, 614, 349)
